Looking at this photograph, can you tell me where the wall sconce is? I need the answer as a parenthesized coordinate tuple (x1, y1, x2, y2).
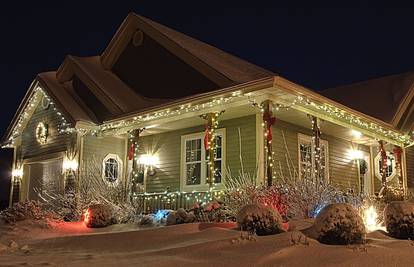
(138, 154, 159, 176)
(348, 149, 363, 160)
(63, 158, 78, 172)
(12, 168, 23, 180)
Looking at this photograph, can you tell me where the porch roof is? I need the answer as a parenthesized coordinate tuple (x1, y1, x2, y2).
(99, 76, 414, 148)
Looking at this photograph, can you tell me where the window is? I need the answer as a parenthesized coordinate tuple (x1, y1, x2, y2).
(374, 152, 396, 182)
(298, 134, 329, 181)
(181, 129, 225, 190)
(102, 154, 123, 185)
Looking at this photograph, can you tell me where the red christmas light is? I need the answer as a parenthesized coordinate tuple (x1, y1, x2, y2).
(83, 208, 91, 225)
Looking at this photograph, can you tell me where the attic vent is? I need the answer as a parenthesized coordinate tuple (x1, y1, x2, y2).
(132, 30, 144, 47)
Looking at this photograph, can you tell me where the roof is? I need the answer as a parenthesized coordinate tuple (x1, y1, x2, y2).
(135, 14, 274, 85)
(56, 12, 274, 122)
(321, 71, 414, 128)
(2, 12, 274, 143)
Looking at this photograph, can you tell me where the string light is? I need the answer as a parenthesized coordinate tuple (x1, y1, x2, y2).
(3, 86, 76, 148)
(250, 95, 413, 147)
(133, 189, 225, 206)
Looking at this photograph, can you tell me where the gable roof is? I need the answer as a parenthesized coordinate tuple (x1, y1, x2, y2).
(2, 12, 274, 144)
(54, 12, 274, 122)
(101, 13, 274, 87)
(321, 71, 414, 132)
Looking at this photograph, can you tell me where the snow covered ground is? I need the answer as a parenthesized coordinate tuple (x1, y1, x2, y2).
(0, 219, 413, 267)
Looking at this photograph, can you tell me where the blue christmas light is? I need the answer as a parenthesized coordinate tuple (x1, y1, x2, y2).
(154, 210, 170, 221)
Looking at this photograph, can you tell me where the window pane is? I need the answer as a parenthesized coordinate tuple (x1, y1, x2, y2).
(186, 163, 201, 185)
(379, 155, 394, 177)
(299, 141, 312, 180)
(105, 158, 119, 183)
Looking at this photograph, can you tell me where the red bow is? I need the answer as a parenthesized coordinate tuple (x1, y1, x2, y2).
(263, 112, 276, 142)
(204, 127, 210, 151)
(128, 142, 135, 160)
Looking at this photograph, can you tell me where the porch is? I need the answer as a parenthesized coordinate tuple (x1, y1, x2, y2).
(93, 77, 413, 211)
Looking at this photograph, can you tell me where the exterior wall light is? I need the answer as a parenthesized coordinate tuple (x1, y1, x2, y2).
(138, 154, 159, 176)
(12, 168, 23, 179)
(348, 149, 363, 160)
(63, 158, 79, 172)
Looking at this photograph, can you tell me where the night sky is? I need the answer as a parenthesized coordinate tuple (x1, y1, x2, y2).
(1, 3, 414, 206)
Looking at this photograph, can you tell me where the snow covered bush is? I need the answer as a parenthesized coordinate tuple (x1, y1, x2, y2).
(137, 214, 156, 227)
(224, 171, 288, 220)
(312, 203, 366, 245)
(236, 203, 285, 236)
(0, 200, 51, 224)
(36, 156, 144, 223)
(166, 208, 196, 226)
(384, 201, 414, 239)
(84, 203, 115, 228)
(193, 201, 229, 223)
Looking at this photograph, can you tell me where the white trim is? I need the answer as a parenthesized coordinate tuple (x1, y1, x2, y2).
(180, 128, 226, 191)
(102, 153, 123, 186)
(297, 133, 329, 181)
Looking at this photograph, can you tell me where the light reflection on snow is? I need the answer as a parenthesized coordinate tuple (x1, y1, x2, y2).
(363, 206, 386, 232)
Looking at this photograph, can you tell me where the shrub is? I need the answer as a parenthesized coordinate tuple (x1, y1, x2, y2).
(384, 201, 414, 239)
(166, 208, 196, 226)
(236, 203, 285, 236)
(312, 203, 365, 245)
(84, 203, 115, 228)
(0, 200, 49, 224)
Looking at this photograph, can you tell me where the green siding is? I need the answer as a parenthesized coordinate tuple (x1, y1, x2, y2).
(272, 120, 366, 191)
(139, 115, 257, 193)
(81, 135, 126, 180)
(21, 100, 76, 159)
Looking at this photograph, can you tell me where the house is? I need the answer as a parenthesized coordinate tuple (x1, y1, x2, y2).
(2, 13, 414, 210)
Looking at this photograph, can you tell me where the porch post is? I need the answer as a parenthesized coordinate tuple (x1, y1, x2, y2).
(310, 115, 322, 183)
(201, 112, 222, 189)
(378, 140, 388, 189)
(128, 128, 145, 200)
(262, 100, 275, 186)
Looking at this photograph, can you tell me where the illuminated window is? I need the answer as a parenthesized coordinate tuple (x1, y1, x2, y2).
(298, 134, 329, 180)
(374, 152, 396, 182)
(102, 154, 123, 185)
(181, 129, 225, 190)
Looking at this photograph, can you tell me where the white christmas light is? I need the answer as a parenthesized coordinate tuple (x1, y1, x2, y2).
(138, 154, 159, 166)
(12, 168, 23, 178)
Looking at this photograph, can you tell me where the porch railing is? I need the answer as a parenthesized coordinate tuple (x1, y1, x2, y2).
(132, 190, 225, 213)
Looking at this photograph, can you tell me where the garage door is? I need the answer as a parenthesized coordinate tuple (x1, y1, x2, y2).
(28, 159, 64, 201)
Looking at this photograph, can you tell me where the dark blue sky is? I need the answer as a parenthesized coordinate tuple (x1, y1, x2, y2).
(1, 3, 414, 137)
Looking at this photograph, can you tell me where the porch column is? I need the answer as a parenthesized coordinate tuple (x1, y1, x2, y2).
(310, 115, 322, 183)
(262, 100, 275, 186)
(128, 128, 145, 200)
(378, 140, 388, 189)
(201, 111, 223, 189)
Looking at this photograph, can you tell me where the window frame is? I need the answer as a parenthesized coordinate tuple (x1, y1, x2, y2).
(180, 128, 226, 191)
(297, 133, 329, 181)
(102, 154, 123, 186)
